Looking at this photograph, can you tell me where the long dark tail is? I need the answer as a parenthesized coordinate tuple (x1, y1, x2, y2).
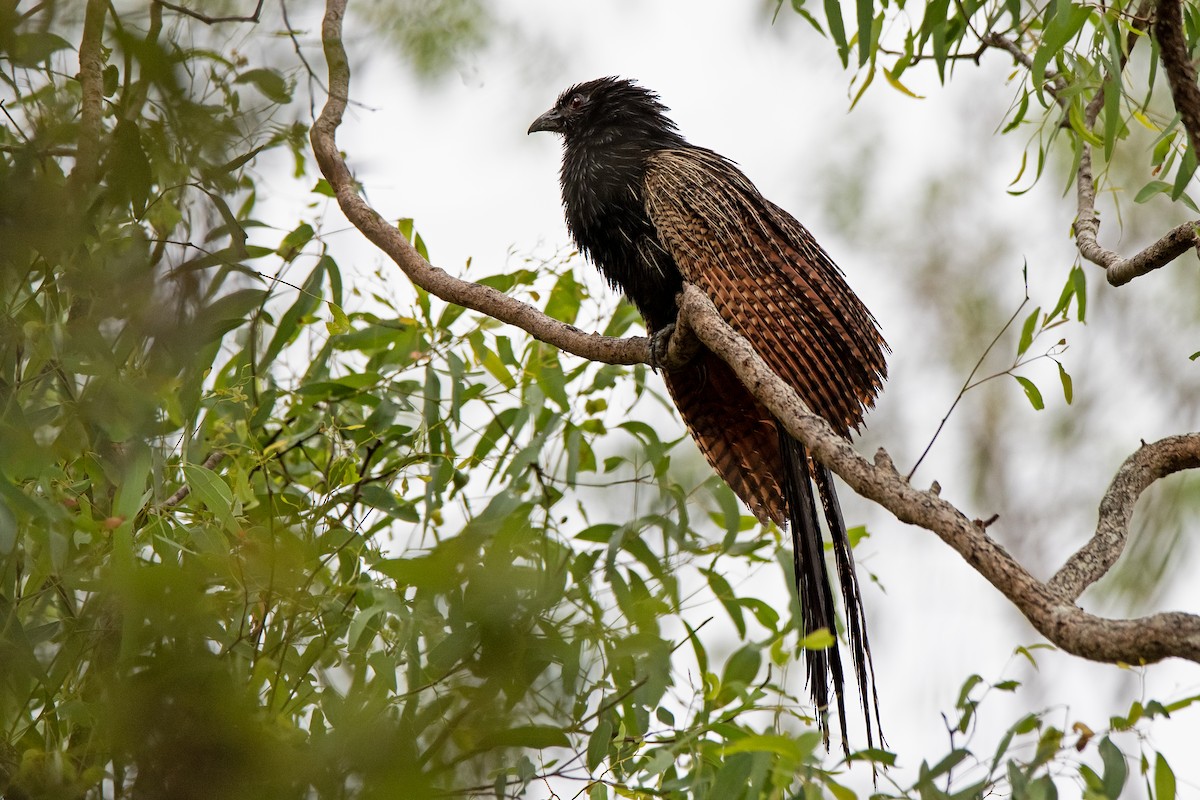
(779, 431, 881, 755)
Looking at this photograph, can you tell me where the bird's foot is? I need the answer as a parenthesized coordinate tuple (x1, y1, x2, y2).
(648, 324, 676, 372)
(648, 319, 702, 372)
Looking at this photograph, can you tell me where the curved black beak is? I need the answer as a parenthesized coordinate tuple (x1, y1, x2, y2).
(528, 108, 564, 135)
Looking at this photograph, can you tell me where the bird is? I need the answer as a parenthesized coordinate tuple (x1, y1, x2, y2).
(528, 77, 888, 754)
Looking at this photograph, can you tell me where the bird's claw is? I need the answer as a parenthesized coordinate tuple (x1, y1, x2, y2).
(648, 324, 676, 372)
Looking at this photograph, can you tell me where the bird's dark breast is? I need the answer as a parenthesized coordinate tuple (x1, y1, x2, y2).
(571, 208, 682, 331)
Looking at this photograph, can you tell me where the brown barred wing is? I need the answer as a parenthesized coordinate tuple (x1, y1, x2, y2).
(643, 148, 887, 435)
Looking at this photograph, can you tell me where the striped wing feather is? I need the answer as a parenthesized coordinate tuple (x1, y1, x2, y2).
(643, 148, 887, 435)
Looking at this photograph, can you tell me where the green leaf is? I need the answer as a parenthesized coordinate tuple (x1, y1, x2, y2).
(478, 725, 570, 750)
(10, 32, 73, 66)
(1102, 74, 1120, 162)
(1172, 146, 1198, 201)
(1057, 362, 1073, 404)
(1031, 0, 1091, 103)
(531, 346, 570, 410)
(359, 485, 420, 522)
(346, 604, 387, 650)
(853, 747, 899, 767)
(235, 67, 292, 104)
(107, 119, 153, 215)
(468, 332, 516, 390)
(0, 500, 14, 556)
(545, 270, 583, 325)
(586, 718, 613, 771)
(956, 674, 983, 709)
(1017, 306, 1041, 356)
(1071, 266, 1087, 322)
(718, 644, 762, 702)
(824, 0, 850, 66)
(277, 222, 315, 262)
(1099, 736, 1127, 799)
(722, 732, 820, 764)
(397, 218, 431, 262)
(1011, 713, 1041, 734)
(917, 748, 970, 786)
(702, 568, 746, 638)
(1015, 376, 1045, 410)
(261, 259, 326, 368)
(1163, 693, 1200, 713)
(1155, 752, 1176, 800)
(1027, 774, 1059, 800)
(800, 627, 835, 651)
(884, 67, 925, 98)
(102, 64, 119, 97)
(183, 463, 238, 534)
(326, 301, 351, 335)
(825, 778, 858, 800)
(856, 0, 873, 65)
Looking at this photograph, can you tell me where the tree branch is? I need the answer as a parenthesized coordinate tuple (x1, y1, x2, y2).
(69, 0, 107, 191)
(315, 0, 1200, 667)
(1155, 0, 1200, 158)
(676, 285, 1200, 665)
(1049, 434, 1200, 600)
(310, 0, 650, 367)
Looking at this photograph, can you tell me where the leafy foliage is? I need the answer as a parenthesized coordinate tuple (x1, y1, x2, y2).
(0, 2, 1192, 799)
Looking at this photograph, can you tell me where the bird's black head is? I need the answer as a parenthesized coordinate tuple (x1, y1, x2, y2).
(527, 77, 683, 147)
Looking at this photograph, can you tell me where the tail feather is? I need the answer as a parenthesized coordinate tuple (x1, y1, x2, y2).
(779, 432, 849, 752)
(780, 431, 880, 756)
(814, 464, 883, 753)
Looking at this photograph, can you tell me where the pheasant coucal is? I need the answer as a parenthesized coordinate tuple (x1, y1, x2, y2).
(529, 77, 888, 752)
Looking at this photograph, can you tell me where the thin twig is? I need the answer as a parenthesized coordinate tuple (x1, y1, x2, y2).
(154, 0, 265, 24)
(157, 451, 227, 509)
(907, 295, 1029, 480)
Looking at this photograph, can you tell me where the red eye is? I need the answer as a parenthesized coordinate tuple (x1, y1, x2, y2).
(569, 94, 584, 110)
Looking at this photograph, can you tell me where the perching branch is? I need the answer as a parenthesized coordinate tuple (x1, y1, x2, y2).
(314, 0, 1200, 667)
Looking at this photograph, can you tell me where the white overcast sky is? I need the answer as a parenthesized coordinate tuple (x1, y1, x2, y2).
(263, 0, 1200, 793)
